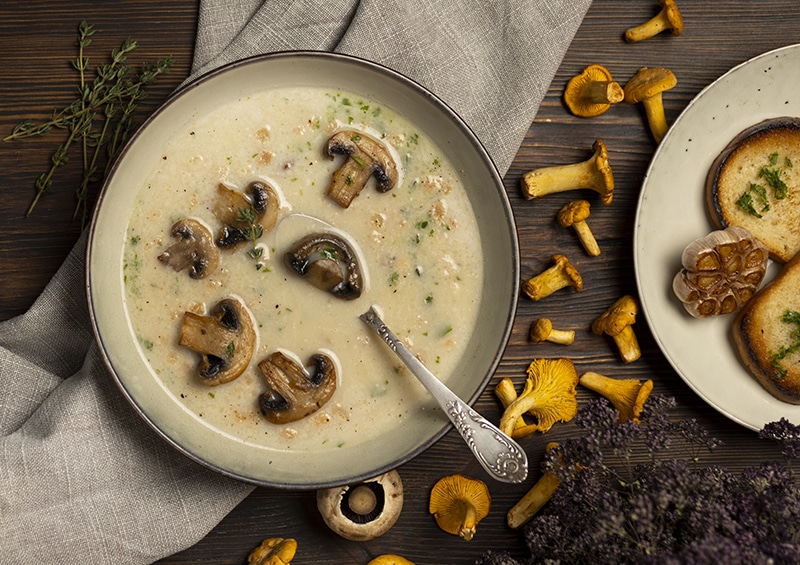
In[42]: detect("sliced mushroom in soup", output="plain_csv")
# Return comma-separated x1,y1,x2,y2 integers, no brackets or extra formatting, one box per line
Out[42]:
284,232,363,300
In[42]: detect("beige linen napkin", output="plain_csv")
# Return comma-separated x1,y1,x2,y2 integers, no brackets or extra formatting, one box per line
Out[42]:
0,0,591,563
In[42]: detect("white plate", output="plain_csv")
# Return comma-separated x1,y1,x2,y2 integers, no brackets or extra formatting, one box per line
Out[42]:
634,43,800,431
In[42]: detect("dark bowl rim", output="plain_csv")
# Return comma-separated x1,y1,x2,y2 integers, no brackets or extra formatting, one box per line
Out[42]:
85,50,520,490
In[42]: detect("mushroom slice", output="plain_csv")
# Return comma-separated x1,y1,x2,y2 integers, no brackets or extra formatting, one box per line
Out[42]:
213,180,279,249
317,470,404,541
157,218,220,279
257,350,337,424
178,297,256,386
284,233,363,300
325,130,399,208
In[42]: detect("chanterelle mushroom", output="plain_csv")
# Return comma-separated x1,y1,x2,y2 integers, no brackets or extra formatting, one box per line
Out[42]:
557,199,601,257
592,295,642,363
564,64,624,118
178,297,256,385
624,0,684,43
522,254,583,301
157,218,219,279
624,67,678,143
247,537,297,565
429,474,491,541
284,232,364,300
213,180,280,249
530,318,575,345
367,556,415,565
317,470,403,541
325,129,399,208
258,351,337,424
579,371,653,423
498,358,579,437
521,140,614,204
507,442,562,529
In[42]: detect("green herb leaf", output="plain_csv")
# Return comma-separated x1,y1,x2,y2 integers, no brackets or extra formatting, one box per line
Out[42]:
4,21,173,223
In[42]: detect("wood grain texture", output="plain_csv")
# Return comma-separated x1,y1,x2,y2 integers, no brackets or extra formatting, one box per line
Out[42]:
1,1,799,564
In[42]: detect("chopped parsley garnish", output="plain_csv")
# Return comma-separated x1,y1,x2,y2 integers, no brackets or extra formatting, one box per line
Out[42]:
735,152,793,216
770,310,800,379
759,164,788,199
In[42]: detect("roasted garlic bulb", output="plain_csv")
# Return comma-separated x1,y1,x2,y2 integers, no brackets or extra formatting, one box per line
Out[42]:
672,226,768,318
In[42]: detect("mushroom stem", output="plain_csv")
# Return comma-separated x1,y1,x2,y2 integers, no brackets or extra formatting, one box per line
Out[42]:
522,254,583,301
579,371,654,423
612,325,642,364
583,80,625,105
494,377,538,438
573,220,601,256
507,443,562,529
521,140,613,204
642,94,669,143
457,500,479,541
624,0,684,43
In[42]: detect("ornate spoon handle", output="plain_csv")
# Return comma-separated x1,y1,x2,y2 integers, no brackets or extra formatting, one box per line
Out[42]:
360,306,528,484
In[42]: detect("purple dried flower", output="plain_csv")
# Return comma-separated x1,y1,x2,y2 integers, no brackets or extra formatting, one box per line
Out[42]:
760,418,800,460
485,396,800,565
473,550,525,565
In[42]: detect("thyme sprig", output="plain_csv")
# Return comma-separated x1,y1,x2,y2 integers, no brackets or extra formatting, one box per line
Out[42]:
4,21,173,225
237,206,266,268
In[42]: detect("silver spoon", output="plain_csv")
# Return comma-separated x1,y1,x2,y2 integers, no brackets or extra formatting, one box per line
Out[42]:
359,306,528,484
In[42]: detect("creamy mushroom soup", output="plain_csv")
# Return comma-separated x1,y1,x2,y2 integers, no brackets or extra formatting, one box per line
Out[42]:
124,86,484,452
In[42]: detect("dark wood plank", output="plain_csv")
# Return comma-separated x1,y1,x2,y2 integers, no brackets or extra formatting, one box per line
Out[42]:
1,1,799,564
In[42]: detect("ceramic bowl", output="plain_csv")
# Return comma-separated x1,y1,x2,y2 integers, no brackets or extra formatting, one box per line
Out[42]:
87,52,519,488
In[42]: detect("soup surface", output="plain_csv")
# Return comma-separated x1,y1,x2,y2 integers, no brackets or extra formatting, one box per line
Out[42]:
124,86,484,453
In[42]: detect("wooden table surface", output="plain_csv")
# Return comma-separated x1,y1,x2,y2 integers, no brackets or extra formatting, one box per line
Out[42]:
2,1,799,563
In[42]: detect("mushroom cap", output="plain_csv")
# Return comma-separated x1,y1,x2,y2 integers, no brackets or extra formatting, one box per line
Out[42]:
589,140,614,204
317,470,403,541
499,358,579,435
552,254,583,290
530,318,554,342
592,295,639,336
557,199,591,227
178,297,257,385
258,350,338,424
660,0,684,35
247,537,297,565
564,64,624,117
325,129,399,208
523,358,579,432
429,474,491,541
157,217,220,279
579,372,654,423
367,556,416,565
623,67,677,104
284,232,364,300
213,181,280,248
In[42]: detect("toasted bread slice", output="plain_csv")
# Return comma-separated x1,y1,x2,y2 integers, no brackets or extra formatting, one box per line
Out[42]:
733,252,800,404
706,117,800,263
